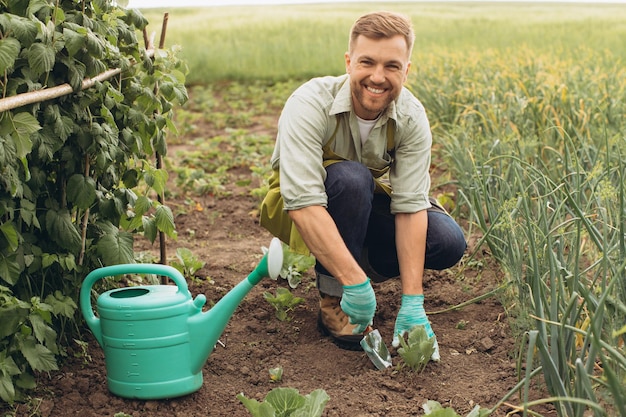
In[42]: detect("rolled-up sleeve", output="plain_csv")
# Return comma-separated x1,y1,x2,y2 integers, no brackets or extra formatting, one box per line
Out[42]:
274,90,331,210
389,93,432,214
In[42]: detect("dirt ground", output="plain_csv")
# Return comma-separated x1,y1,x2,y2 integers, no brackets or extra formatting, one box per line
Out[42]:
2,88,554,417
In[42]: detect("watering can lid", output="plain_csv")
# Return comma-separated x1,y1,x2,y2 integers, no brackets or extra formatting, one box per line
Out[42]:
97,285,191,311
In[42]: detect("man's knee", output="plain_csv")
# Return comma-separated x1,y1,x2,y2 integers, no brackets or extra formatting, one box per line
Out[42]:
325,161,374,198
425,212,467,270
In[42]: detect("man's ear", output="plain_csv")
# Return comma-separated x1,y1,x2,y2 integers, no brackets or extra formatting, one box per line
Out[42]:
345,52,351,73
403,61,411,82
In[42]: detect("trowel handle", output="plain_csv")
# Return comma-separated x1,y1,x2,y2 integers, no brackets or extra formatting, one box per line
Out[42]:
79,264,188,345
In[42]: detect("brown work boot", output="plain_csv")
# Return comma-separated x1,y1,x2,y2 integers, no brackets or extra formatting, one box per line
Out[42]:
317,292,363,350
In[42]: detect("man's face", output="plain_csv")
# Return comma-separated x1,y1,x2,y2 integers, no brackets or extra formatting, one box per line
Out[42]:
345,35,411,120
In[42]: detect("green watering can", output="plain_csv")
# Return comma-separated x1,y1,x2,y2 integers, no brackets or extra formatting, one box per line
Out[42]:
80,238,283,400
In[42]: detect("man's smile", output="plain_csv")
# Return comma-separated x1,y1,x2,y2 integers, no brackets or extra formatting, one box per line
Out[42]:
365,85,387,95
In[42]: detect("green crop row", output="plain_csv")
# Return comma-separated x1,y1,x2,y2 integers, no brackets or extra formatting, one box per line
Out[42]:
410,44,625,416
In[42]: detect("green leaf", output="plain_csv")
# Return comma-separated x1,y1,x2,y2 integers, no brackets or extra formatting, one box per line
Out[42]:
85,31,104,58
10,112,40,159
0,373,16,404
27,42,55,77
237,393,276,417
122,168,139,188
265,387,306,416
0,38,20,74
15,372,36,390
144,167,168,196
0,352,20,403
29,313,57,346
0,254,22,286
133,195,152,216
141,216,157,244
96,229,134,265
44,291,77,319
17,335,58,372
0,14,38,45
67,174,97,209
154,204,175,236
62,27,86,57
292,389,330,417
45,208,82,252
11,112,41,136
19,198,40,229
0,221,20,252
0,304,29,339
0,351,20,377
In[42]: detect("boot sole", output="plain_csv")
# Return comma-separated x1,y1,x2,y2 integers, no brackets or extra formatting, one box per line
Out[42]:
317,312,363,351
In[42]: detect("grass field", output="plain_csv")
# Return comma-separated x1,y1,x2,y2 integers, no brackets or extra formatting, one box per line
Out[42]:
140,2,626,84
140,3,626,415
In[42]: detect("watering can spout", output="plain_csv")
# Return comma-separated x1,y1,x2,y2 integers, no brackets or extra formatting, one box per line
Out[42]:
188,238,283,373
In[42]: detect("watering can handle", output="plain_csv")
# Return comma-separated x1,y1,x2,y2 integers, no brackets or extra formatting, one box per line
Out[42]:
79,264,188,346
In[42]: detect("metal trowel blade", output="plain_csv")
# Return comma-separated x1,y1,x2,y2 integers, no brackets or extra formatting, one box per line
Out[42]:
360,328,392,370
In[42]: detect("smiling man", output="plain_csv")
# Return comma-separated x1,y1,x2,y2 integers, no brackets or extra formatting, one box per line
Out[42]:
260,11,466,361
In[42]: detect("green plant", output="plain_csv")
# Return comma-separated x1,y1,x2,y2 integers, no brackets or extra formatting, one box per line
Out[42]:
170,247,205,280
72,339,92,364
237,387,329,417
263,287,304,322
422,400,490,417
279,245,315,289
396,325,435,373
268,366,283,383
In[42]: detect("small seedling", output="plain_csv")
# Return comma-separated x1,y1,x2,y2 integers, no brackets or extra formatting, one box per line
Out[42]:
422,400,490,417
268,366,283,382
73,339,92,364
279,245,316,288
263,288,305,321
397,325,435,373
170,247,206,281
456,320,469,330
237,387,329,417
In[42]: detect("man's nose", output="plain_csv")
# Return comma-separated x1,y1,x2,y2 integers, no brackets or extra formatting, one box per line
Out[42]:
370,65,386,83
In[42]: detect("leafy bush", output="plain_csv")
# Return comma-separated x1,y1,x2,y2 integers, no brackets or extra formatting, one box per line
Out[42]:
0,0,187,402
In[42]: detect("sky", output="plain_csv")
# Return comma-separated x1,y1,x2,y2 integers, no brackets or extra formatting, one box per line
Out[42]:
126,0,626,9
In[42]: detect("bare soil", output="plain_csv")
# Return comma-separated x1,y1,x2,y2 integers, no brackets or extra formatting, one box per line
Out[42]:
2,84,553,417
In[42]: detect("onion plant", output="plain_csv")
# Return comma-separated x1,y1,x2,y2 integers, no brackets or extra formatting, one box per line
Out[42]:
410,45,626,416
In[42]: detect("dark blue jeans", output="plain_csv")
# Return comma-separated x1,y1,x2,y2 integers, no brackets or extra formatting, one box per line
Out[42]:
316,161,466,282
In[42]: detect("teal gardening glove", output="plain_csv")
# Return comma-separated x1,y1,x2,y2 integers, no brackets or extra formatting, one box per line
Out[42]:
340,278,376,334
392,294,440,361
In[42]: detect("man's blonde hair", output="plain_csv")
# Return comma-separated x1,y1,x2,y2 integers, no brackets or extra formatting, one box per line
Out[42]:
348,11,415,56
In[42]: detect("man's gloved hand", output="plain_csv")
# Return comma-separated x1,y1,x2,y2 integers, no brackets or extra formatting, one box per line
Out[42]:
340,278,376,334
392,294,440,361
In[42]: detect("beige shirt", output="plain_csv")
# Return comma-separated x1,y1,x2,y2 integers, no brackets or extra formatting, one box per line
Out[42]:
271,74,432,214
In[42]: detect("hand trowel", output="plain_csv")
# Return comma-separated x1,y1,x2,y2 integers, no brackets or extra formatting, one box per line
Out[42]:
361,326,392,370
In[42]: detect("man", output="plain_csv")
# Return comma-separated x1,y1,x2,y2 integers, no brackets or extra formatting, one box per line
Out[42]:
260,11,466,361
